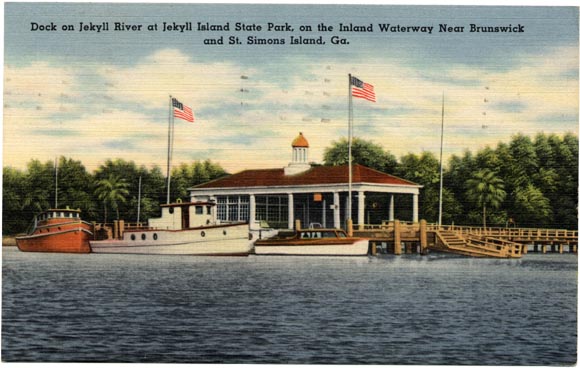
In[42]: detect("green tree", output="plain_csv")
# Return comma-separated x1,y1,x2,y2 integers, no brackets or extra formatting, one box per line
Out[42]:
466,169,506,229
94,174,130,222
323,137,398,173
170,160,228,201
513,184,552,227
395,152,441,223
55,156,97,218
3,167,29,234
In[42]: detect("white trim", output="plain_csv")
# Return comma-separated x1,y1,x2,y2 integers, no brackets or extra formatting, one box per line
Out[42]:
190,182,420,198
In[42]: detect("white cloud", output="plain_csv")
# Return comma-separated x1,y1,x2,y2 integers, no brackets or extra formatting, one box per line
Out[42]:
3,46,577,174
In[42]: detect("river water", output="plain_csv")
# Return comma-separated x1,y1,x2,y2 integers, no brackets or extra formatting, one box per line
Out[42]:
2,246,577,364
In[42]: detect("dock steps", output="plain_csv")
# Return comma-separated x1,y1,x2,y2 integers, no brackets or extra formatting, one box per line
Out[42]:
431,229,523,258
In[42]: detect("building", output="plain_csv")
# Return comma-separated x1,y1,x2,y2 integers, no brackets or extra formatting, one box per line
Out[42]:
189,133,422,230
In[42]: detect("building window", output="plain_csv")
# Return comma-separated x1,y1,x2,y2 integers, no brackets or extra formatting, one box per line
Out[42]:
256,195,288,228
216,195,249,222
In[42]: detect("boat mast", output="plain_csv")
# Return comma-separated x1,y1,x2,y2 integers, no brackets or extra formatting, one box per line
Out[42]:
54,156,58,209
137,175,142,224
438,92,445,226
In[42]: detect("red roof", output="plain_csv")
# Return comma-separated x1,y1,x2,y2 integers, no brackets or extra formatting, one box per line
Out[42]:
194,164,419,189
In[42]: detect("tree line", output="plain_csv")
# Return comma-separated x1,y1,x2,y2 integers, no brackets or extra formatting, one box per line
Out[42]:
3,132,578,235
323,132,578,230
3,158,226,235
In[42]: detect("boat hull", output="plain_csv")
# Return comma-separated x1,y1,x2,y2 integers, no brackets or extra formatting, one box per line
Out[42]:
254,238,369,256
90,223,251,256
16,225,92,253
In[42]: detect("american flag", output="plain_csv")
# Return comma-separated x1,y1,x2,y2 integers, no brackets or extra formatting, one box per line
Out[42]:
350,76,376,103
172,97,194,122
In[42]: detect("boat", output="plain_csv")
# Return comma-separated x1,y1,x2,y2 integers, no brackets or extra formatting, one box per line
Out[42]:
15,208,94,253
253,228,369,256
89,201,252,256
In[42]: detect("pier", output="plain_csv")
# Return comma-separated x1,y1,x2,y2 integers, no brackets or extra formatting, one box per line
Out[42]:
355,220,578,258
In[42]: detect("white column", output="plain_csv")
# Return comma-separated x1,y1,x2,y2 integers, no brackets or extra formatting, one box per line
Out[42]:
389,195,395,221
249,194,256,229
413,193,419,223
357,191,365,227
288,193,294,229
333,192,340,229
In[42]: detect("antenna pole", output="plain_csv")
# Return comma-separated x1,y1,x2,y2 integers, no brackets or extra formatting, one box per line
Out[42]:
438,92,445,226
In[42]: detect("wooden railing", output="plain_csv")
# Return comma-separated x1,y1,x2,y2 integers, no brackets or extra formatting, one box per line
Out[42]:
428,224,578,240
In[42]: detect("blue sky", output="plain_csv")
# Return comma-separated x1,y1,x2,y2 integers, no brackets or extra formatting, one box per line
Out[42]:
3,3,578,173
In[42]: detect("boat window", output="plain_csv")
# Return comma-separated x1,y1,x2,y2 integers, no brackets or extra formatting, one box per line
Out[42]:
322,231,336,238
338,232,347,238
195,206,204,215
301,232,310,239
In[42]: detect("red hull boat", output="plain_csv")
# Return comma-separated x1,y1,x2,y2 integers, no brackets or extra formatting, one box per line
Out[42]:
16,209,93,253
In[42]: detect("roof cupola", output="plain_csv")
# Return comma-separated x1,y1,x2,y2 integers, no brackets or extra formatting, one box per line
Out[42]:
285,132,311,175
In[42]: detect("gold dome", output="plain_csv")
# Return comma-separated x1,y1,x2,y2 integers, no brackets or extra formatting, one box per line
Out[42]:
291,132,309,148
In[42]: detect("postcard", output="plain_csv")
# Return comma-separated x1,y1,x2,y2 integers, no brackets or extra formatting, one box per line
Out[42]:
3,2,578,364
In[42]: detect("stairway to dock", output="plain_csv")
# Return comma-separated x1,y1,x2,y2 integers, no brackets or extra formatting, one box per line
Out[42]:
431,229,524,258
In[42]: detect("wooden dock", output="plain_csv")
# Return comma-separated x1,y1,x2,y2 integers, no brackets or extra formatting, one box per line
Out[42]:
354,220,578,258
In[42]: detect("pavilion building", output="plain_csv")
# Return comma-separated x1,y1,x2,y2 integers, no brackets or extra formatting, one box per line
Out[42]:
189,132,422,230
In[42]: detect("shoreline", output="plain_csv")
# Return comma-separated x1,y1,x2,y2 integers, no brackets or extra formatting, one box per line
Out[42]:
3,236,17,247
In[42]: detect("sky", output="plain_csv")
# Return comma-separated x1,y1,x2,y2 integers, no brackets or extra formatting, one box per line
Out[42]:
3,3,579,174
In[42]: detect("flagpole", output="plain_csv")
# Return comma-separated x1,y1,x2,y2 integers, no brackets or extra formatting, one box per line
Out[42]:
438,92,445,226
347,74,353,226
166,95,173,204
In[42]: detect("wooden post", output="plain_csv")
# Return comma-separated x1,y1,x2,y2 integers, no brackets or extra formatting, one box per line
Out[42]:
523,244,528,254
113,220,119,239
92,221,97,240
295,219,301,231
347,219,353,237
119,220,125,239
559,243,564,254
420,219,428,255
542,244,547,254
371,242,377,256
394,220,402,255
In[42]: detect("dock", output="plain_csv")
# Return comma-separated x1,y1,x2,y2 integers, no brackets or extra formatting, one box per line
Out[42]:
354,220,578,258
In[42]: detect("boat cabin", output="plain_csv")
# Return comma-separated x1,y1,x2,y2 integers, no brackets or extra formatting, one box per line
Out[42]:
273,228,350,240
35,208,82,226
148,201,217,230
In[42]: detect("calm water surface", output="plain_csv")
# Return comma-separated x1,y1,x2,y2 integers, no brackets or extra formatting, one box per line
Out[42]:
2,246,577,364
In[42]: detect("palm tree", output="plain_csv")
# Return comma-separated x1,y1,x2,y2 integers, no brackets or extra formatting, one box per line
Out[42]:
466,169,506,229
94,174,129,223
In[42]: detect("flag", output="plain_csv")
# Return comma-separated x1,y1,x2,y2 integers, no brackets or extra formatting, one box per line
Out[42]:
172,97,194,122
350,76,376,102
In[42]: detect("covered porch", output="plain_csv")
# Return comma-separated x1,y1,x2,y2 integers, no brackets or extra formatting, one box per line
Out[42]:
190,183,420,231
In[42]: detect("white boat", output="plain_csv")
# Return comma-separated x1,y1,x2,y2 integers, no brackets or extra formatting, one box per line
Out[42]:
89,201,251,256
254,229,369,256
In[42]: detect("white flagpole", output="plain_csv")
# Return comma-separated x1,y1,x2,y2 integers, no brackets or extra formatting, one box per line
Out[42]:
348,74,353,225
166,95,173,204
